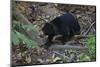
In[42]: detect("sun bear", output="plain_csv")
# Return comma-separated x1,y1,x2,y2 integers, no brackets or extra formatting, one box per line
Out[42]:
42,12,81,49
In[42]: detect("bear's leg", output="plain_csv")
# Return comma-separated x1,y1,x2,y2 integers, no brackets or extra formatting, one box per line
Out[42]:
43,35,54,49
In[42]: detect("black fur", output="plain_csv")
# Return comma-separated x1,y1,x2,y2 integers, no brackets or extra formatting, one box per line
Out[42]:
42,12,80,49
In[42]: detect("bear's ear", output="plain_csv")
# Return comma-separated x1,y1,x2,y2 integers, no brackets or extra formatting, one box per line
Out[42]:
42,23,55,35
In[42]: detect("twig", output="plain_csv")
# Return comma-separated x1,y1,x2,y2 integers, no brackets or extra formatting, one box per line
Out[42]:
84,22,95,35
73,35,89,40
53,51,69,59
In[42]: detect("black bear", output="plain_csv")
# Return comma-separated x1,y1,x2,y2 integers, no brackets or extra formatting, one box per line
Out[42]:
42,12,80,49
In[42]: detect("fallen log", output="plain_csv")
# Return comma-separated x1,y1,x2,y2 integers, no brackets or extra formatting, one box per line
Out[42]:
49,40,87,50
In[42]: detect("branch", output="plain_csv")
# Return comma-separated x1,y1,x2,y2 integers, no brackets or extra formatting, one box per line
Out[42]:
13,8,40,43
84,22,95,35
73,35,89,39
49,42,87,50
49,35,89,50
13,8,32,25
53,35,89,43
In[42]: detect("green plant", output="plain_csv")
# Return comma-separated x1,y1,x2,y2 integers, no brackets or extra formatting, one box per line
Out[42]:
78,53,91,61
87,35,96,59
12,19,39,48
78,35,96,61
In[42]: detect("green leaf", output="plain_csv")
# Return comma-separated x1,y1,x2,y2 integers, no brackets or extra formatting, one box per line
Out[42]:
12,19,39,48
15,31,38,48
21,24,37,32
11,31,20,45
79,53,91,61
